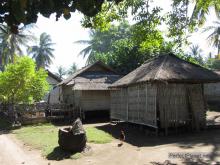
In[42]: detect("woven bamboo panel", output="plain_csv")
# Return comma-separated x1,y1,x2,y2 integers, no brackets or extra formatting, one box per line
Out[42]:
80,90,110,111
110,90,120,119
142,84,157,126
110,84,157,127
158,84,188,129
128,86,139,122
187,84,206,130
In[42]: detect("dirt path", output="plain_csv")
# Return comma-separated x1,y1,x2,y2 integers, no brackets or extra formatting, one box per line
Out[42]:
1,111,220,165
1,131,220,165
0,132,48,165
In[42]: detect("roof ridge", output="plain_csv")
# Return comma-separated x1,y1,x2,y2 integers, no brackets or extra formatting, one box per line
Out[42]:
154,55,168,80
59,61,119,85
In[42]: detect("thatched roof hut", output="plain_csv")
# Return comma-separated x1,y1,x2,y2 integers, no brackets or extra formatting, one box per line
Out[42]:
110,54,220,134
59,61,121,115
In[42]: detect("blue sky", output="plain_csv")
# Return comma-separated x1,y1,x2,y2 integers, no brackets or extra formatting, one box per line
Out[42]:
32,3,218,73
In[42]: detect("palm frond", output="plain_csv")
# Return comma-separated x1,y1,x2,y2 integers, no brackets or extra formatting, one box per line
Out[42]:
74,40,91,45
77,46,92,58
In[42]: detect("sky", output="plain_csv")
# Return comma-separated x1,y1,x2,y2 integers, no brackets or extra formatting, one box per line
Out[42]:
32,2,218,73
32,13,90,73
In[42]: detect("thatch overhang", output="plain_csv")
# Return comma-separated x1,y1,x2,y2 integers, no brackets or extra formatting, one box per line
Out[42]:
47,69,62,82
59,61,122,90
111,54,220,88
69,73,121,90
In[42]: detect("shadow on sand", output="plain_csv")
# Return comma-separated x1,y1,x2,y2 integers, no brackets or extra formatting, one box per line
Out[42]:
46,146,79,161
96,122,220,164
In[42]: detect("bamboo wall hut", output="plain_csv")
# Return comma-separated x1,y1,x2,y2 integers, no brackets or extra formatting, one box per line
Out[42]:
59,61,121,115
110,54,220,133
204,71,220,107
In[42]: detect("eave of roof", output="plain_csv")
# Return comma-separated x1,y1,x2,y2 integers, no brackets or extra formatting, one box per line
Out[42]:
111,53,220,87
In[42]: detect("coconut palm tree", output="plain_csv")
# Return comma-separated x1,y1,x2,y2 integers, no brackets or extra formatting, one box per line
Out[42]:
67,63,77,75
75,21,131,64
28,32,55,69
189,45,202,56
188,44,204,65
74,30,98,60
203,21,220,55
190,0,220,26
55,66,66,79
0,24,35,70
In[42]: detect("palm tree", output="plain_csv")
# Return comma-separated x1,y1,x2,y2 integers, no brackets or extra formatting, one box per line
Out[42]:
203,21,220,55
28,32,55,69
189,45,202,56
0,24,35,70
67,63,77,75
188,44,204,65
55,66,66,79
190,0,220,26
74,30,98,60
75,21,131,64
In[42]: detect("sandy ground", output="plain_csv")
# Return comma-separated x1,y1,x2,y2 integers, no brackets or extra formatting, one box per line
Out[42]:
1,111,220,165
0,132,48,165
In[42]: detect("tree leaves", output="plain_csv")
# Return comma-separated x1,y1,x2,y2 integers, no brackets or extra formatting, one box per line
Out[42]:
0,57,49,104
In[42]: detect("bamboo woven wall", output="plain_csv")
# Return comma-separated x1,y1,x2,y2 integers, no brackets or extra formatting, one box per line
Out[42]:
110,89,127,120
110,84,157,127
111,83,206,131
62,86,111,112
80,90,110,111
187,84,206,130
157,84,189,129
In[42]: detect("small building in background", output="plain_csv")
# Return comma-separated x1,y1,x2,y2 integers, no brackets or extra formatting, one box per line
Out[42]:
110,54,220,134
44,70,62,104
58,61,121,118
204,70,220,109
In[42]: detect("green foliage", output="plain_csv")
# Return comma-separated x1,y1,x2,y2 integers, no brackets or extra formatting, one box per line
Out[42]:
0,0,219,39
167,0,190,48
77,19,178,74
81,0,219,51
206,55,220,70
187,44,205,66
0,57,49,104
0,0,125,33
210,59,220,69
90,39,146,74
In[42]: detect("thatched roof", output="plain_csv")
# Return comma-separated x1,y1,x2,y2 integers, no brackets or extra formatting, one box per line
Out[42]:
47,70,62,82
111,54,220,87
59,61,121,90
